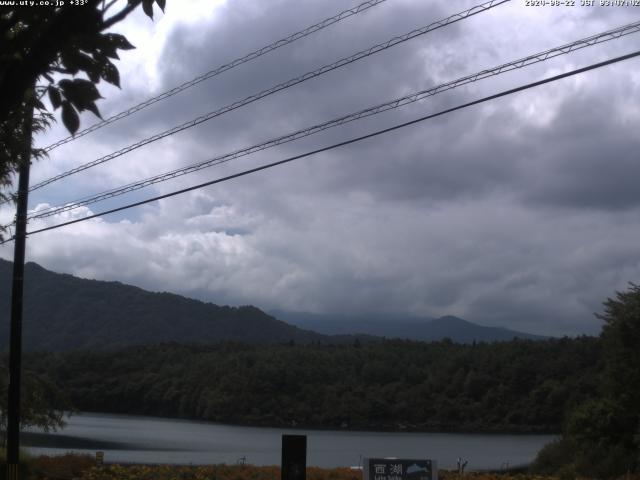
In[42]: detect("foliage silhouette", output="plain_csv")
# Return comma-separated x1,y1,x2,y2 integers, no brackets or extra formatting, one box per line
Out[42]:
0,0,165,234
26,337,600,433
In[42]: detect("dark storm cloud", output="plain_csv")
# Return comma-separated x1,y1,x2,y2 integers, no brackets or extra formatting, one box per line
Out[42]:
4,0,640,338
515,84,640,210
127,0,640,337
141,0,457,143
107,0,638,215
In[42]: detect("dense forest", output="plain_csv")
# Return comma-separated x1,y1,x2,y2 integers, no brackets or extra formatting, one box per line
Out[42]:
24,337,599,433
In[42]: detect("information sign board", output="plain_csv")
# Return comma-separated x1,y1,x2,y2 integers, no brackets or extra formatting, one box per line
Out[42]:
363,458,437,480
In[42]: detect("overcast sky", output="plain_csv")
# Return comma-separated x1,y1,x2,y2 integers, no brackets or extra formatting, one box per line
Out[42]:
2,0,640,336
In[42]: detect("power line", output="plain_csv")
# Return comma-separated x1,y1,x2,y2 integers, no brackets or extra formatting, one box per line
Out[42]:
27,20,640,222
41,0,390,153
4,49,636,243
27,0,509,193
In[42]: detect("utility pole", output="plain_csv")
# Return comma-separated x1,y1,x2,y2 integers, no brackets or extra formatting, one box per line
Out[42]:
5,99,34,480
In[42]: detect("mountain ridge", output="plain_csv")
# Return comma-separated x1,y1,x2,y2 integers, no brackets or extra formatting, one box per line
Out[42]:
1,259,547,350
269,310,548,342
0,259,327,351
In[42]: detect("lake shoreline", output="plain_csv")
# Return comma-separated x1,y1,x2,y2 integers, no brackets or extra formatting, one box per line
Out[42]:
24,412,556,470
70,410,560,436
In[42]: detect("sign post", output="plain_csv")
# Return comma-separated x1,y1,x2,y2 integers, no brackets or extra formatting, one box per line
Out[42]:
281,435,306,480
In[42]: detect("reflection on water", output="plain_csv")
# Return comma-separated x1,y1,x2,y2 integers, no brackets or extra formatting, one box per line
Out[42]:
24,412,556,470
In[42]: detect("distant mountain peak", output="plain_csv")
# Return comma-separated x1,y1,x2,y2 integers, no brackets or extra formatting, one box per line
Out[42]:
272,310,548,343
433,315,469,324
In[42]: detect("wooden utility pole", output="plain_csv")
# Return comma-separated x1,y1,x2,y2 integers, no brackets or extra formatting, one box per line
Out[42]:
5,100,34,480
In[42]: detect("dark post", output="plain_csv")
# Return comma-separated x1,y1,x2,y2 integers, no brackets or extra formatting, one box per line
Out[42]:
281,434,306,480
5,100,34,479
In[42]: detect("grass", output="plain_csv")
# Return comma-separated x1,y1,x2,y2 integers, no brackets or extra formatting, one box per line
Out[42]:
1,454,639,480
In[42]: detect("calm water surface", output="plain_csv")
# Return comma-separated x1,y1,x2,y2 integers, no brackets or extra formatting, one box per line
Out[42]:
24,412,556,470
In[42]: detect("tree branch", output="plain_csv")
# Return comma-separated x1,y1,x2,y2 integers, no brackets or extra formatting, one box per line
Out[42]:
101,0,120,15
102,0,142,30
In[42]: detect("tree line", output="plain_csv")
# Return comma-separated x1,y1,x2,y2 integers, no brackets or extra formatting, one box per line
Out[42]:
23,336,599,433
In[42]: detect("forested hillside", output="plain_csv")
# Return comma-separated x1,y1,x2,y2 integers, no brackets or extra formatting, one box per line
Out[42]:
0,259,545,349
25,337,600,432
0,260,326,350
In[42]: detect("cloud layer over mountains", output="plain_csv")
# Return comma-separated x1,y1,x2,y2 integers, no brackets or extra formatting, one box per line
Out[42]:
2,0,640,336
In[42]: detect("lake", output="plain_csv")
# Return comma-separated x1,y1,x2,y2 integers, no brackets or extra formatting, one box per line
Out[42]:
24,412,556,470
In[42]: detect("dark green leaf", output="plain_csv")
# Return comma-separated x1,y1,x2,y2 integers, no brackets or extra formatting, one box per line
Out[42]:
59,79,103,114
64,79,102,103
142,0,154,19
48,87,61,109
95,34,120,59
60,52,80,74
85,102,102,119
87,69,100,83
57,79,72,91
103,33,135,51
92,51,110,69
73,52,96,72
100,61,120,88
61,101,79,135
155,0,166,12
